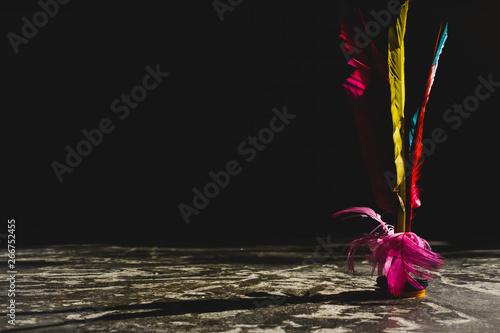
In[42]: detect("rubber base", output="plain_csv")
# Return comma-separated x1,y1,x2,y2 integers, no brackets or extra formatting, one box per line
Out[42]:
375,288,426,298
375,276,428,298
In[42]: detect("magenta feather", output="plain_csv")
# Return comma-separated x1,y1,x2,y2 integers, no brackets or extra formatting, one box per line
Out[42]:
340,9,396,214
334,207,384,224
369,232,444,295
335,207,393,272
335,208,444,296
335,207,394,271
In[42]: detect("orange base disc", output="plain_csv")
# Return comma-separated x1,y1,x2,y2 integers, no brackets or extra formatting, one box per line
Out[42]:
375,288,426,298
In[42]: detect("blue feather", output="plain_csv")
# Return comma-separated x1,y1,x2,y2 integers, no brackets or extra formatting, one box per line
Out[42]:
433,23,448,67
409,108,420,151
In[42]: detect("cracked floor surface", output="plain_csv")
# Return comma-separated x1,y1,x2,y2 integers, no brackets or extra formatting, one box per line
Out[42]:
2,242,499,332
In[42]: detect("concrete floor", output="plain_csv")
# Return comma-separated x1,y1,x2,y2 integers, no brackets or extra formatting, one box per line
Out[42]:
2,242,499,332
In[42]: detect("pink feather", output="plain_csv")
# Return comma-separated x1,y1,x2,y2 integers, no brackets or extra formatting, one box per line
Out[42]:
334,207,390,230
335,207,394,272
340,9,396,214
335,208,444,296
368,232,444,296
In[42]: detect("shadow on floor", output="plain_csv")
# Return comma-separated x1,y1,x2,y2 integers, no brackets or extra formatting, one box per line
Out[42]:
6,290,392,332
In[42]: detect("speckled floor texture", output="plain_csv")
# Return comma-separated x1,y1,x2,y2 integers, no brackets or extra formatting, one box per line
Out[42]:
2,242,499,332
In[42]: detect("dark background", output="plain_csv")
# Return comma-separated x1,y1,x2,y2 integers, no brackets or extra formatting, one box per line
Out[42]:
3,0,499,247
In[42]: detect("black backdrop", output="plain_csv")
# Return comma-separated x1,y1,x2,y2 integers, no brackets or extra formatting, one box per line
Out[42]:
3,0,500,247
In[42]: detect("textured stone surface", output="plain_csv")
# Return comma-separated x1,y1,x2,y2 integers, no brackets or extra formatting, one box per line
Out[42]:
2,243,499,332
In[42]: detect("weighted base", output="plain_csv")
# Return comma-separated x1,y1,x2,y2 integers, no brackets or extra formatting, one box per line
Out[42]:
375,288,426,298
375,276,428,298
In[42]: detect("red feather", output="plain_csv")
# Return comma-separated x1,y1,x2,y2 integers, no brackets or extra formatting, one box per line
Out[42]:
411,23,448,216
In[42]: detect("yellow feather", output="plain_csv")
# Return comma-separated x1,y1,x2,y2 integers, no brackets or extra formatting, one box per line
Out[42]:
388,1,409,232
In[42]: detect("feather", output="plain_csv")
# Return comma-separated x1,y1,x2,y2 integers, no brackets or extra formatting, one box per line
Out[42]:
411,23,449,212
335,208,444,296
388,0,409,232
368,232,444,296
334,207,394,235
340,9,396,213
334,207,394,272
409,108,420,151
335,2,448,298
340,8,388,78
388,1,408,194
345,233,384,273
